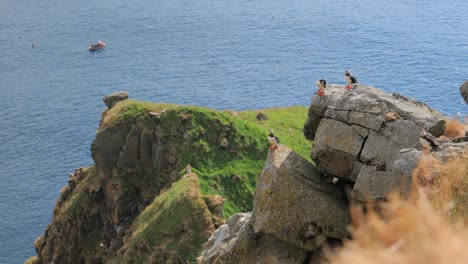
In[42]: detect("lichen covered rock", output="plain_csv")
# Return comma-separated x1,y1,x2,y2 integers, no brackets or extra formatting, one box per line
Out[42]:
252,145,350,251
304,85,446,200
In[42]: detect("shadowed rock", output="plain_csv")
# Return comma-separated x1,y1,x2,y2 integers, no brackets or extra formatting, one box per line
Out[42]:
200,213,308,264
256,112,268,121
460,81,468,104
252,145,350,251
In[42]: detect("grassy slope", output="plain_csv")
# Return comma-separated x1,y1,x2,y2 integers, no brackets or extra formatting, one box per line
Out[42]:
234,106,311,161
27,101,311,263
104,100,309,217
109,176,213,264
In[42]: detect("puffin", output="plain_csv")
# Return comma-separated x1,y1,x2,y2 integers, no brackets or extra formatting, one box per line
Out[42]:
420,131,440,152
268,130,280,150
344,70,358,90
316,79,327,96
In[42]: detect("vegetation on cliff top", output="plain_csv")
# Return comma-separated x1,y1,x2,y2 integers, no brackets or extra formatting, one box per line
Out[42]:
234,106,311,161
101,100,309,216
109,175,214,264
27,99,310,264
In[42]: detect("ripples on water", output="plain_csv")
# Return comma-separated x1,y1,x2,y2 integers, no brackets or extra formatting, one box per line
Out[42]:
0,0,466,262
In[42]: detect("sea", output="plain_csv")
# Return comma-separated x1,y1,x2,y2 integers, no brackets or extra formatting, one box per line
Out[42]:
0,0,466,262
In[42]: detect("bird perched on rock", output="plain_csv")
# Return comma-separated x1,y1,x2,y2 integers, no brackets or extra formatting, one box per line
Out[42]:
316,79,327,96
344,70,358,90
420,131,440,153
268,130,280,150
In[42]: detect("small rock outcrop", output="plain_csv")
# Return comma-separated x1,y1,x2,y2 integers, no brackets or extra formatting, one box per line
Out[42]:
256,112,268,121
102,91,129,108
200,213,308,264
460,81,468,104
200,145,350,263
393,140,468,180
304,85,446,200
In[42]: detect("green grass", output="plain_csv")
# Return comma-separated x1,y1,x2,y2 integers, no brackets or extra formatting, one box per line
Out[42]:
234,106,312,161
109,176,213,264
103,100,310,217
31,100,312,264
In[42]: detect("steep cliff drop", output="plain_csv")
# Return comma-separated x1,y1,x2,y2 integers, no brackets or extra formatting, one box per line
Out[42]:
29,94,277,264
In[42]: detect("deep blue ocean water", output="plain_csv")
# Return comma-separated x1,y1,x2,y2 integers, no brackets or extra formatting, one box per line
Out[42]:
0,0,467,262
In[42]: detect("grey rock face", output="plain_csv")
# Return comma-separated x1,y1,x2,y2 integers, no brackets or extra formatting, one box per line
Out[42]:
430,141,468,161
304,85,444,140
103,91,129,108
353,166,407,201
253,145,350,251
460,81,468,104
312,119,364,181
200,145,350,263
390,148,422,175
304,85,446,200
200,213,308,264
390,141,468,195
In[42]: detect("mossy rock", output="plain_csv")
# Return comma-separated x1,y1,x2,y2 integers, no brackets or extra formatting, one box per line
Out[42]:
109,175,214,263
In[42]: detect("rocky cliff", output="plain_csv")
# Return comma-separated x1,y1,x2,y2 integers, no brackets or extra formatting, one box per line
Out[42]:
199,145,350,263
200,84,466,263
28,85,466,264
28,96,310,264
303,84,446,200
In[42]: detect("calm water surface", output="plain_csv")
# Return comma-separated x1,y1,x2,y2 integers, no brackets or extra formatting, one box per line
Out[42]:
0,0,467,262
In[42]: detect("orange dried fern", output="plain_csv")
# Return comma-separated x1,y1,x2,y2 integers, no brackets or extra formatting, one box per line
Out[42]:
444,119,466,139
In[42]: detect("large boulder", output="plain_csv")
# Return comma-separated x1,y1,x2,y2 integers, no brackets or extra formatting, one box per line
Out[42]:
102,91,129,108
252,145,350,251
199,145,350,263
460,81,468,104
200,213,308,264
304,85,446,200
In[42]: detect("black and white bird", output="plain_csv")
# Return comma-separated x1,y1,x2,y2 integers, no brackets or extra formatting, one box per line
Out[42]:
316,79,327,96
419,131,440,152
344,70,358,90
316,79,327,90
268,130,280,150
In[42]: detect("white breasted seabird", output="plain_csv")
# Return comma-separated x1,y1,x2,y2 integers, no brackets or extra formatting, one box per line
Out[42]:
316,79,327,96
268,130,280,150
344,70,358,90
420,131,440,152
